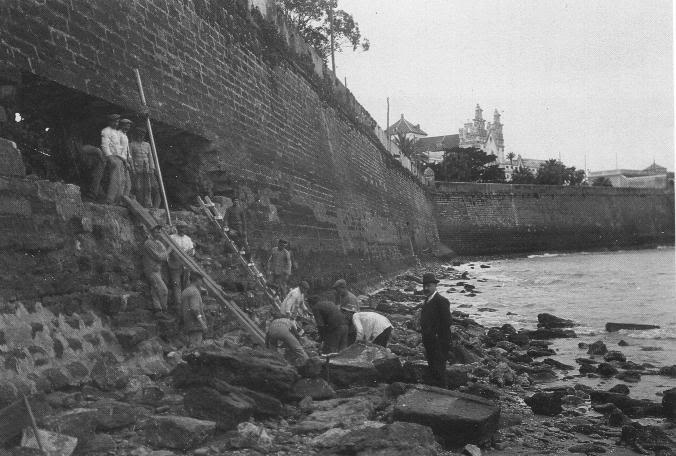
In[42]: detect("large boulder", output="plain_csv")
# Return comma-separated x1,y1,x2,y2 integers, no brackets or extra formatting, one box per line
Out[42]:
326,342,405,388
181,346,298,396
537,313,575,329
524,389,566,416
144,415,215,450
590,391,663,417
325,421,439,456
661,387,676,418
392,385,500,447
587,341,608,356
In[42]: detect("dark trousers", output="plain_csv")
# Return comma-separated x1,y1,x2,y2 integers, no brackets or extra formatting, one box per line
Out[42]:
423,337,447,388
322,324,348,354
372,327,392,347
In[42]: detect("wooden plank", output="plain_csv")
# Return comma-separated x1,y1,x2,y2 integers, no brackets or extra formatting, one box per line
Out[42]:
124,197,266,345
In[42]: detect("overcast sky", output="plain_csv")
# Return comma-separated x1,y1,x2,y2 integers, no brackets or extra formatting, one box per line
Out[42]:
335,0,674,172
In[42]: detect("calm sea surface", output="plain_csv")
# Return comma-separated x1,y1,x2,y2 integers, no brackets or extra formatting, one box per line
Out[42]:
439,247,676,399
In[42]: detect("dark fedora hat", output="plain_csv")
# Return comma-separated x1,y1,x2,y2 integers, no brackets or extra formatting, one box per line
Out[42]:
422,272,440,284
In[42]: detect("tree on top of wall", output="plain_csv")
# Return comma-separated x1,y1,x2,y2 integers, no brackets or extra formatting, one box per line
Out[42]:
510,166,536,184
276,0,369,60
433,147,504,183
393,132,415,158
535,159,586,186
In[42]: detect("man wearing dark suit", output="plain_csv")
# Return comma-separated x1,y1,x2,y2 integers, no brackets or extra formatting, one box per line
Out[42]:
420,272,452,388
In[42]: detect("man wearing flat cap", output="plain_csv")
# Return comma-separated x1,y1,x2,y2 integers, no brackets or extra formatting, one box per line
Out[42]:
419,272,452,388
267,239,292,298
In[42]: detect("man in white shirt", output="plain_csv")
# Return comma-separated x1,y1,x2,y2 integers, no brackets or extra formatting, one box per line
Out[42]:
341,304,393,347
280,281,311,318
101,115,132,204
169,221,195,308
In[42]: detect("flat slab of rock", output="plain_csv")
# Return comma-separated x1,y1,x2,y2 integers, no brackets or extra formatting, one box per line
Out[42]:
605,322,660,332
144,415,215,450
393,385,500,447
537,313,575,329
327,342,405,387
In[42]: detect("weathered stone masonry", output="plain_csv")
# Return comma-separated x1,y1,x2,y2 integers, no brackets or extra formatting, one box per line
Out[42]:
431,183,675,255
0,0,439,287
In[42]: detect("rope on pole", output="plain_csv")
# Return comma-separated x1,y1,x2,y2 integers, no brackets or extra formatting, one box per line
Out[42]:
134,68,172,227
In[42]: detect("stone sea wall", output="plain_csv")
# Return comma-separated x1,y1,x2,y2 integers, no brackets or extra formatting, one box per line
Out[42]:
431,182,675,255
0,0,438,288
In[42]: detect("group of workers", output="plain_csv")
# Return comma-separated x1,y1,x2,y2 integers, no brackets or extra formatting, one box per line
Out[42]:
266,278,394,365
81,113,160,207
266,272,451,388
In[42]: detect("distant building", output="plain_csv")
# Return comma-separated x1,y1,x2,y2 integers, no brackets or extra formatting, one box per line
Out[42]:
458,104,504,162
386,114,427,139
412,134,459,164
503,155,548,181
588,163,673,188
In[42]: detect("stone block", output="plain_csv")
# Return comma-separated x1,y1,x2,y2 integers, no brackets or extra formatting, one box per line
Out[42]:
144,415,215,451
393,385,500,447
326,342,403,388
42,408,98,442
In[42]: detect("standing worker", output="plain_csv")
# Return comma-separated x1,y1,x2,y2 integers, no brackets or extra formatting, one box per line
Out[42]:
168,221,195,309
267,239,292,298
224,196,248,256
333,279,361,312
280,280,311,318
182,272,208,347
419,273,451,388
266,316,308,366
143,225,169,314
341,304,393,347
309,296,348,354
129,126,159,208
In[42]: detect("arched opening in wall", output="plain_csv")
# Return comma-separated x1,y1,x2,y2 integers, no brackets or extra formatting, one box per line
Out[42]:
0,71,212,208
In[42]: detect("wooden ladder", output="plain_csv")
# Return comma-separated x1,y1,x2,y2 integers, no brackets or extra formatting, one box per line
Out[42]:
197,196,282,312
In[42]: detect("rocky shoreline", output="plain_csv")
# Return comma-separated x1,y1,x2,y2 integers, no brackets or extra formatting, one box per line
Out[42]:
1,263,675,455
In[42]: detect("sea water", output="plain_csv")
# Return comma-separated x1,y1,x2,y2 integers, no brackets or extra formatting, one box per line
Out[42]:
440,247,676,400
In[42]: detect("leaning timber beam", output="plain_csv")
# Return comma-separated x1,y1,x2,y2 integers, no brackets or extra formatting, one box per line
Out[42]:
124,196,266,345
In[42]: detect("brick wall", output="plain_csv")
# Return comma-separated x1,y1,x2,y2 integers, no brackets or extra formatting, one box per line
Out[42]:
431,182,675,255
0,0,438,288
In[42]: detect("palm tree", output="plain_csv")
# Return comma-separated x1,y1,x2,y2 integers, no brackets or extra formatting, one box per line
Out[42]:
506,152,515,164
393,132,416,159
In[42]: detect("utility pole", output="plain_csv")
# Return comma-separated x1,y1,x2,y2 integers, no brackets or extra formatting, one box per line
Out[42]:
386,97,390,151
328,2,336,77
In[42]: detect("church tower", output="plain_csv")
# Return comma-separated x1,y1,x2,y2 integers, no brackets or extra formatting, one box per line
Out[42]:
473,104,486,135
